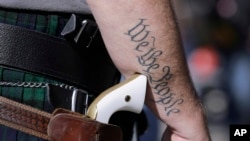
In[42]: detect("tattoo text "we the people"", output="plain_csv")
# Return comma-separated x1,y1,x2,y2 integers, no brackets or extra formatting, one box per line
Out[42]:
124,19,184,116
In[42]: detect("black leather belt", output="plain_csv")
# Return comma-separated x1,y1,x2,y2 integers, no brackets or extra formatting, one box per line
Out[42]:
0,23,120,95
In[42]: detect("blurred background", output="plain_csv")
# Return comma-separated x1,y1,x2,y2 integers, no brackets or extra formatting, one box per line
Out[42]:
139,0,250,141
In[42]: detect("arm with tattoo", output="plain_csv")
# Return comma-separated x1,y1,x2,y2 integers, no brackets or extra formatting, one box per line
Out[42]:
86,0,211,141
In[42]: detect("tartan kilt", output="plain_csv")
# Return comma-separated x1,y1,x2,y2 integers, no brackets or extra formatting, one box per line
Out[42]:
0,8,71,141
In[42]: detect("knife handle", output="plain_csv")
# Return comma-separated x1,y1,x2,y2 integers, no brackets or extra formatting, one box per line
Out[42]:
87,74,147,123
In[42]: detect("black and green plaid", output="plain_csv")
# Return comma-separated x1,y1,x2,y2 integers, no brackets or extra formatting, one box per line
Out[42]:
0,9,71,141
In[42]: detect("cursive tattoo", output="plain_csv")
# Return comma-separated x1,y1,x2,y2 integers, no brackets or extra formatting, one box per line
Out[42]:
125,19,184,116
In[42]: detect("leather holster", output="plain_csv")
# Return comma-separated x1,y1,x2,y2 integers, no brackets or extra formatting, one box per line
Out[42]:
48,109,123,141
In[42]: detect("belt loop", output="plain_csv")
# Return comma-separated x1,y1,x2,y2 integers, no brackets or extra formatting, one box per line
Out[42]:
47,84,90,114
72,89,89,114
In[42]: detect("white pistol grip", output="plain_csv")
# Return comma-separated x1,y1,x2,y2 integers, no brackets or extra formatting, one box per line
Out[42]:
87,74,147,123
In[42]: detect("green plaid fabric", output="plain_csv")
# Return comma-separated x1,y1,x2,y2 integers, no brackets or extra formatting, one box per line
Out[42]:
0,9,70,141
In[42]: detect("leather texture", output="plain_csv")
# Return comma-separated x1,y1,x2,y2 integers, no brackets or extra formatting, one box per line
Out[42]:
0,96,51,140
48,109,123,141
0,96,123,141
0,23,120,94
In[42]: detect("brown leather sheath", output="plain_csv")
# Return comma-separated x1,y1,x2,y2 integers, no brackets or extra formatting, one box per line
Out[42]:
0,96,123,141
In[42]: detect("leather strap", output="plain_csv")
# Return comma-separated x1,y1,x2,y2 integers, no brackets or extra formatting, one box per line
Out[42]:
0,96,122,141
0,23,120,94
0,96,51,140
0,0,91,14
48,111,122,141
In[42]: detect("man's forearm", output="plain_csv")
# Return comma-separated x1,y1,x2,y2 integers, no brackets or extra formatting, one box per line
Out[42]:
86,0,210,140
